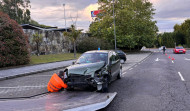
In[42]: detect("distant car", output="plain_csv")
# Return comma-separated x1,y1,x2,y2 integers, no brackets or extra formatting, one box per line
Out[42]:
62,50,122,92
115,50,127,63
173,46,186,54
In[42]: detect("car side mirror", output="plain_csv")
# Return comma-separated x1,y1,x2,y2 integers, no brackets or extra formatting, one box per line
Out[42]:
72,61,75,65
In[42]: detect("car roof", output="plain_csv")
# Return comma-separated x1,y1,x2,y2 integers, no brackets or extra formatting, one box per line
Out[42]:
85,50,112,53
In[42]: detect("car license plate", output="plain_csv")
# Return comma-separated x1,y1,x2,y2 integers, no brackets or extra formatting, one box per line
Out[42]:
179,50,183,52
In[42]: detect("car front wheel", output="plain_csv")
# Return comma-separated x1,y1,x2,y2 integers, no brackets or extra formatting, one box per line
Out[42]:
101,77,109,93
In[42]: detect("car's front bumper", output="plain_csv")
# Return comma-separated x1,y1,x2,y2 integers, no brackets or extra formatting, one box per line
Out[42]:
65,74,104,88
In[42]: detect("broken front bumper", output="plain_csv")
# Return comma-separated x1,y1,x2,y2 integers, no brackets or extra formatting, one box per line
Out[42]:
65,74,104,88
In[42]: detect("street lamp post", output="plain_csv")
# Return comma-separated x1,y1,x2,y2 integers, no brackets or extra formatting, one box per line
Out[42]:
113,0,117,50
63,4,67,32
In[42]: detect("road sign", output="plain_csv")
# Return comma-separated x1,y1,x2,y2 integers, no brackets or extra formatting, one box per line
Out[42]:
91,10,101,17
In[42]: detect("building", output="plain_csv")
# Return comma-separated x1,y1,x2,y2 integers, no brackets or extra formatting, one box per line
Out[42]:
21,24,72,55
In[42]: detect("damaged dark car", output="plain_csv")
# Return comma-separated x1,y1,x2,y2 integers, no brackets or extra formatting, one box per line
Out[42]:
62,50,122,92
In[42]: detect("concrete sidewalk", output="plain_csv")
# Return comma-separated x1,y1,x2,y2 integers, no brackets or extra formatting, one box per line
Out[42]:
0,60,75,81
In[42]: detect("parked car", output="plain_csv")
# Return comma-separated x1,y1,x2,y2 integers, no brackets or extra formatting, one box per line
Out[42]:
115,50,127,63
62,50,122,92
173,46,186,54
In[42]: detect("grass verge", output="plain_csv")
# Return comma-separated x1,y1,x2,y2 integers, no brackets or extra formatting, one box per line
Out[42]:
30,53,81,65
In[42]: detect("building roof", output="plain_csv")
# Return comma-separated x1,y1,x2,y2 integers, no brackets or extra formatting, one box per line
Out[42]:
20,24,70,32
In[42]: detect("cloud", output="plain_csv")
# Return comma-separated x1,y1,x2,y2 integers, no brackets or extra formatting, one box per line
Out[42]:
30,0,99,31
149,0,190,32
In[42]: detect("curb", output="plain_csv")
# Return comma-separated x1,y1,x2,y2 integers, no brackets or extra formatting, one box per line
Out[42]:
0,65,69,81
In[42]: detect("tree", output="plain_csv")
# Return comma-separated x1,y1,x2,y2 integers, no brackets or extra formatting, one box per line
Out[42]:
0,0,31,24
173,19,190,47
89,0,158,50
63,25,82,58
0,11,30,67
32,32,43,55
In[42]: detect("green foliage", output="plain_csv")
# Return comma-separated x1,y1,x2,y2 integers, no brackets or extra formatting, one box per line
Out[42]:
0,12,30,67
159,32,175,48
89,0,158,49
63,25,82,58
77,37,113,53
173,19,190,47
30,19,52,28
0,0,31,24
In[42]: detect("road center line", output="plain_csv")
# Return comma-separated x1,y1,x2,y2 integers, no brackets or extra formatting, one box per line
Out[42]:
0,85,47,89
178,72,185,81
28,75,52,77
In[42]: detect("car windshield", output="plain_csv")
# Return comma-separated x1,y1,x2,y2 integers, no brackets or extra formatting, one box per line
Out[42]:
176,47,184,49
76,53,108,64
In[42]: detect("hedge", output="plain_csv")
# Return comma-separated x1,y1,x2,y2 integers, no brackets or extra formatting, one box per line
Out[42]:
77,37,113,53
0,11,30,67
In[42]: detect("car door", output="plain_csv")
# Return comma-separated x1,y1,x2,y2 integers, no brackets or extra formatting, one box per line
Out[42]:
109,51,120,80
113,52,121,77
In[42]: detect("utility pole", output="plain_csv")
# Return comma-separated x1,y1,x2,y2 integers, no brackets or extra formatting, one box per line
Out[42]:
113,0,117,50
63,4,67,32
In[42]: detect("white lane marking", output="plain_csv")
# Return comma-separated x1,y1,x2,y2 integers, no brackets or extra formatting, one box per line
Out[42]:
138,63,141,64
178,72,185,81
155,58,160,61
134,65,137,67
184,57,190,60
129,68,133,70
172,61,174,63
122,72,127,75
0,85,47,89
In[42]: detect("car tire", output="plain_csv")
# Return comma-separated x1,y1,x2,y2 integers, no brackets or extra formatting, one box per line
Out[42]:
117,68,122,79
102,78,108,93
66,87,74,91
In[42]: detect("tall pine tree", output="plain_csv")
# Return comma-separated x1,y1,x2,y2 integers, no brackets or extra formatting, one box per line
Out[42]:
0,0,31,24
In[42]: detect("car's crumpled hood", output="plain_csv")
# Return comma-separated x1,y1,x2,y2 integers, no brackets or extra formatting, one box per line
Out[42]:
67,61,105,76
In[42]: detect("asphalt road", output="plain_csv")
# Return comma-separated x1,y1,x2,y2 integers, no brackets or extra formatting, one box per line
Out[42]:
0,52,150,99
101,49,190,111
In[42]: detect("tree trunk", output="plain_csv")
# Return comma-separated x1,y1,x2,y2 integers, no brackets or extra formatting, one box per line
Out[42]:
74,41,76,58
37,42,39,56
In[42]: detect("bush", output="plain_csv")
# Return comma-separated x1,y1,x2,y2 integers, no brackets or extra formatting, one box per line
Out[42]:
77,37,113,53
0,11,30,67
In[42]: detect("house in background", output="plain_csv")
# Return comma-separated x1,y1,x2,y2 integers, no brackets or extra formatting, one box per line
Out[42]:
21,24,72,55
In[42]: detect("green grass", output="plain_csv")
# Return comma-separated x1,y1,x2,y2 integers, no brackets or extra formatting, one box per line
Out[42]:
30,53,81,65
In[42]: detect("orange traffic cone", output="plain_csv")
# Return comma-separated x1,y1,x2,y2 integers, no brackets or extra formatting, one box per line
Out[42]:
168,56,171,59
171,57,175,60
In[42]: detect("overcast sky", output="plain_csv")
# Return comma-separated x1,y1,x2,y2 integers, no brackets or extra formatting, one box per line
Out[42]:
30,0,190,33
